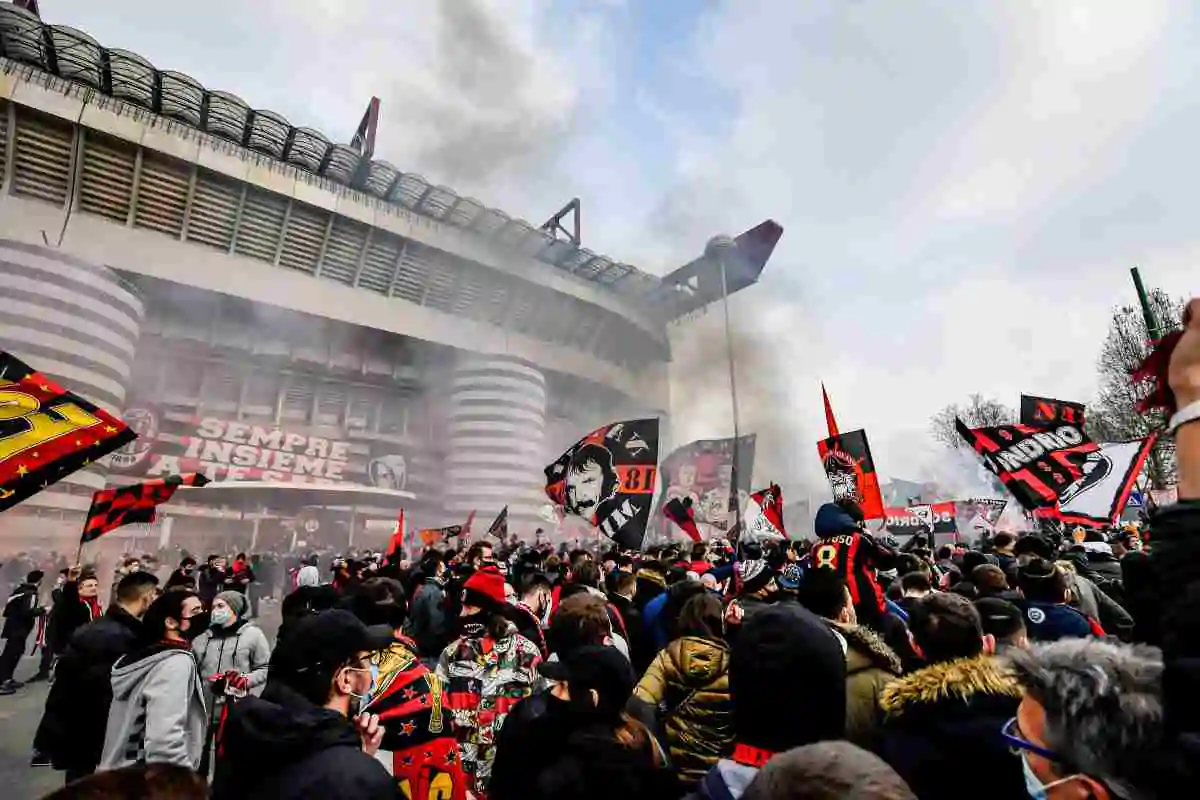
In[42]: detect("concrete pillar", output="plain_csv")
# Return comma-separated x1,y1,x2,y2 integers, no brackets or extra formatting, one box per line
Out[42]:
0,240,144,502
446,355,547,533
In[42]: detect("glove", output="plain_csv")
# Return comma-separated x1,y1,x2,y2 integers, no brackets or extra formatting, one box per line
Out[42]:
225,672,250,693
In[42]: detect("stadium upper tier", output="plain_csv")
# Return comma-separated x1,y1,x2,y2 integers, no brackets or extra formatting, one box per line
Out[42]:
0,5,659,299
0,5,672,404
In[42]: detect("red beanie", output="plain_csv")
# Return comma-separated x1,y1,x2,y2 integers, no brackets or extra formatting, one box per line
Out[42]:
463,565,507,609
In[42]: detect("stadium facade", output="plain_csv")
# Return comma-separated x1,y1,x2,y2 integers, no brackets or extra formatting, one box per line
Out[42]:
0,5,777,552
0,5,680,551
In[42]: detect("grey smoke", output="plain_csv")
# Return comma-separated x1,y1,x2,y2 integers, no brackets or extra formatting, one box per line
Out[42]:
386,0,574,193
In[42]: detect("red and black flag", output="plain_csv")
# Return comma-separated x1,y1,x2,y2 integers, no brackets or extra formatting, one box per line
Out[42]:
384,509,406,562
817,430,885,520
82,473,209,543
745,483,787,541
1,352,137,512
1020,395,1086,427
663,497,702,543
955,419,1098,511
487,506,508,539
545,418,659,550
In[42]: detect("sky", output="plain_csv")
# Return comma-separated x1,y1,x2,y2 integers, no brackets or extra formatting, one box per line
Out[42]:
39,0,1200,494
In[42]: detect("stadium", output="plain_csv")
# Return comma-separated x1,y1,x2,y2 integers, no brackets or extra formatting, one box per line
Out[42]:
0,3,778,554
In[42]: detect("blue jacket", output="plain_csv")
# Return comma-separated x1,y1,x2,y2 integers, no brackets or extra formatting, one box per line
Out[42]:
1015,600,1096,642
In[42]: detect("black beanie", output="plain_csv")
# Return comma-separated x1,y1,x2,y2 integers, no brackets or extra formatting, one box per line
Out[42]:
729,604,847,752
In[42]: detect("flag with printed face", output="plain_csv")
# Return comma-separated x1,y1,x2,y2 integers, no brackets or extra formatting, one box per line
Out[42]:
1,352,137,512
545,418,660,550
817,429,885,520
82,473,209,543
744,483,787,541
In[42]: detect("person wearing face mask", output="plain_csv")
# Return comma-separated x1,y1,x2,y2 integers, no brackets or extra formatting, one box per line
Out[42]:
166,557,199,592
100,590,210,771
436,565,542,796
33,570,160,782
211,609,394,800
191,591,271,776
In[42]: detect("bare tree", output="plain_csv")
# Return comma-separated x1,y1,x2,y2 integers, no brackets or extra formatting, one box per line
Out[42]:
929,394,1017,449
1087,289,1185,488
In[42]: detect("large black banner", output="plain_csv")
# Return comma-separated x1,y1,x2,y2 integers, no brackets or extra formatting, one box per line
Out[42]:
544,418,660,550
955,419,1098,511
655,435,756,537
1020,395,1086,427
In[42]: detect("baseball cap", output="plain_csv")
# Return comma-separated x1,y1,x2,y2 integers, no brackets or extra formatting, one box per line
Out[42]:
271,609,394,675
538,645,635,718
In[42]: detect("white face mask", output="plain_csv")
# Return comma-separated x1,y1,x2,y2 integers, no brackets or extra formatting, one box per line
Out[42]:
1021,750,1081,799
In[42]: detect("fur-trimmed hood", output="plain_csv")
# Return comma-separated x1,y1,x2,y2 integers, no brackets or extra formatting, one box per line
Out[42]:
830,621,902,677
879,655,1021,719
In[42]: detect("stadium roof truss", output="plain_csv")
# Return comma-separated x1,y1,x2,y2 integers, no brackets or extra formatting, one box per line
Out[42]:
0,5,661,298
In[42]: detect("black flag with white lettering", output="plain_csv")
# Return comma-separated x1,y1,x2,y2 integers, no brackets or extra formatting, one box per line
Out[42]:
955,419,1098,511
544,418,659,550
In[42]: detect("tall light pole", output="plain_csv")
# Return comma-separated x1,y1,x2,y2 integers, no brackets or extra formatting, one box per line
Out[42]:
706,235,743,528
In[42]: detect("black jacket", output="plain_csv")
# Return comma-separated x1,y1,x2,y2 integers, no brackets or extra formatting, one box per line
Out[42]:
33,605,142,771
212,680,393,800
1149,501,1200,788
47,581,93,654
199,566,229,605
608,592,647,669
876,655,1024,800
2,581,43,640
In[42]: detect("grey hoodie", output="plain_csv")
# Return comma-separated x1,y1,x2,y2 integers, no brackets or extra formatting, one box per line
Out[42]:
100,644,207,771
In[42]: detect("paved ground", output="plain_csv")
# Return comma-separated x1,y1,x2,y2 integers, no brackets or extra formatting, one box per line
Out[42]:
0,601,283,799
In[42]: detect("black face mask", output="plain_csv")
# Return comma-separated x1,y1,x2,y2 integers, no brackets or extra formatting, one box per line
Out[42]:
181,611,210,641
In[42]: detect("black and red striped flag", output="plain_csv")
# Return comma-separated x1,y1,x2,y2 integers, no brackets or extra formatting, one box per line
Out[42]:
955,419,1098,511
1,351,137,512
82,473,209,543
663,497,702,543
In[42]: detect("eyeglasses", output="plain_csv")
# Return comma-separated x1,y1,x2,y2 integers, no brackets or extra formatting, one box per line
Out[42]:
1000,717,1061,762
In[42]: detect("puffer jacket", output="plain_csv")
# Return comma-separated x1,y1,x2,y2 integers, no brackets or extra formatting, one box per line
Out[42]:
827,620,902,748
631,635,734,786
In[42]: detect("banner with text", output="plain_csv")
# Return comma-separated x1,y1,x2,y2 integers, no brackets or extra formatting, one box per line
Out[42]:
108,406,410,488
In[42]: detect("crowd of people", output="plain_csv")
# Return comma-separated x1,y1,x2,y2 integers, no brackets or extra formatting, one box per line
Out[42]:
1,298,1199,800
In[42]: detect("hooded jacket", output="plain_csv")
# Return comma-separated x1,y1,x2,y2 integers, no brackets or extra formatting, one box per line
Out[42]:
33,605,142,771
193,621,271,701
876,655,1024,800
632,635,734,785
100,642,207,770
826,620,902,748
212,681,394,800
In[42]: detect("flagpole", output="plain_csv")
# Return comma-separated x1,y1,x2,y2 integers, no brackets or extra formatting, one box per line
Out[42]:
710,236,743,532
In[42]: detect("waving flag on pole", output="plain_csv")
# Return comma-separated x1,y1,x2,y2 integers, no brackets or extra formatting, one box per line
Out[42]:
744,483,787,541
487,506,508,539
663,497,702,543
1055,437,1157,527
385,509,405,562
82,473,209,543
822,383,840,438
1,352,137,512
